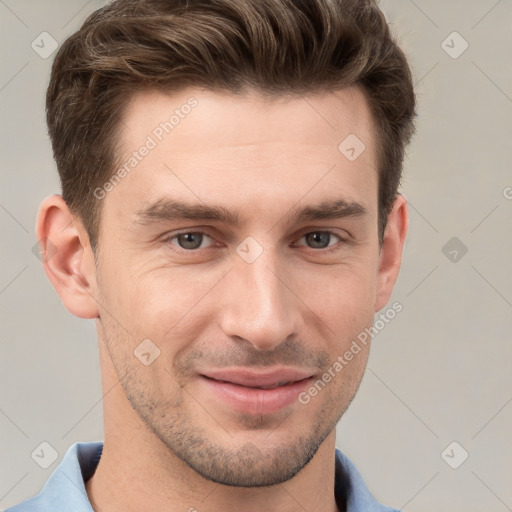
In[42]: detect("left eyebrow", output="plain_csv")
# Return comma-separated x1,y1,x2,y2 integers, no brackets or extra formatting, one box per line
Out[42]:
284,198,369,225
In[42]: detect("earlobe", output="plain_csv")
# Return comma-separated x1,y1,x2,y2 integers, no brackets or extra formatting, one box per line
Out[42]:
374,194,408,312
35,195,100,319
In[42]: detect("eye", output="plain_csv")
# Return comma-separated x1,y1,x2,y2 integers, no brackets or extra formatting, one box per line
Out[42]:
294,231,343,250
164,230,347,253
168,231,215,250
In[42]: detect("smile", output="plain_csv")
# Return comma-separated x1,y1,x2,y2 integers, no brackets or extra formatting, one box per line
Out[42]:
198,367,315,415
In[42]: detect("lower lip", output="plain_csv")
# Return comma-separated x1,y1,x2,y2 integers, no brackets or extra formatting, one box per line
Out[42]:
200,376,313,415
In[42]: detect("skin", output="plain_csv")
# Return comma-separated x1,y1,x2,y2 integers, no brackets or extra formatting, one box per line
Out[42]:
37,86,408,512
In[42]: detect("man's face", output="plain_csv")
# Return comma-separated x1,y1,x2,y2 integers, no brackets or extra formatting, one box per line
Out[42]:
94,86,384,486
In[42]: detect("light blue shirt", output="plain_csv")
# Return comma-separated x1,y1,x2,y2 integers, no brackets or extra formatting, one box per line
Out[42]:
6,442,400,511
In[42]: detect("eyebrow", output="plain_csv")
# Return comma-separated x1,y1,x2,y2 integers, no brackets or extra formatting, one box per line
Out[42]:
133,196,368,228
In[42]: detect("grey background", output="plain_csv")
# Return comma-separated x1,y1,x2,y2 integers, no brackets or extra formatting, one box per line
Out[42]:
1,1,511,511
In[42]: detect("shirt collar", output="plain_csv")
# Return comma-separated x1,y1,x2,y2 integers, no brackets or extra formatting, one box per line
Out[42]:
334,448,398,511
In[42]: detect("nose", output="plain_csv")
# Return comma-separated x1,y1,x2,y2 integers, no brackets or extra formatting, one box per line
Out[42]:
218,248,302,352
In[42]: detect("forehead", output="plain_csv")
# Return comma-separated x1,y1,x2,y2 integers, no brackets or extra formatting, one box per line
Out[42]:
106,86,379,227
120,85,376,153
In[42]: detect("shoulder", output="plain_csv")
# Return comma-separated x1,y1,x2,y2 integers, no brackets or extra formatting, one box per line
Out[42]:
5,441,103,512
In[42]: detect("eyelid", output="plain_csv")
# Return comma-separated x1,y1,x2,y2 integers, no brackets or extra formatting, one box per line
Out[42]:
294,227,351,242
300,231,341,241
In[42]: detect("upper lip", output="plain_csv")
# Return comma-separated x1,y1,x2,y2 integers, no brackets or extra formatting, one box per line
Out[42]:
200,367,314,388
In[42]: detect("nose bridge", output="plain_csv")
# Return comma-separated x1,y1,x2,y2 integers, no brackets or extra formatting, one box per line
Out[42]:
219,241,300,351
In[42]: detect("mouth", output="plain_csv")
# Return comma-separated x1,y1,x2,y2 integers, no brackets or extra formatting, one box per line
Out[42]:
210,379,300,390
198,368,315,415
201,367,314,387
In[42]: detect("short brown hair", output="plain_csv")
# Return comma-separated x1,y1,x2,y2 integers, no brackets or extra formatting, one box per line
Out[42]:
46,0,416,251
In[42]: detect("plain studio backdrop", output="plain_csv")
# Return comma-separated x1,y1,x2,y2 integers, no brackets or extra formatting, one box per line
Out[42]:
1,1,511,511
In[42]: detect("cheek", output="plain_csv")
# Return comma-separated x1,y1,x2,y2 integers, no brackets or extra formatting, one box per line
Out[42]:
299,261,377,333
100,239,379,347
120,265,219,347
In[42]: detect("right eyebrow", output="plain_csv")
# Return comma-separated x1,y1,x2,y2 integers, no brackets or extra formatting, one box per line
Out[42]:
133,198,246,227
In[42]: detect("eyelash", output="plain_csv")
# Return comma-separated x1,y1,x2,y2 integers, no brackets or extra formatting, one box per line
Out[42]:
164,230,348,254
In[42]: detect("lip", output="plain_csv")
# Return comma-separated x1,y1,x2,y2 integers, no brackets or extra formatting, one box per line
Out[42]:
199,367,315,415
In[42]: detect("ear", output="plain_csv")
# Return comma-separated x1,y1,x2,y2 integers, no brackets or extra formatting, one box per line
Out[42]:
35,194,99,319
374,193,408,312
